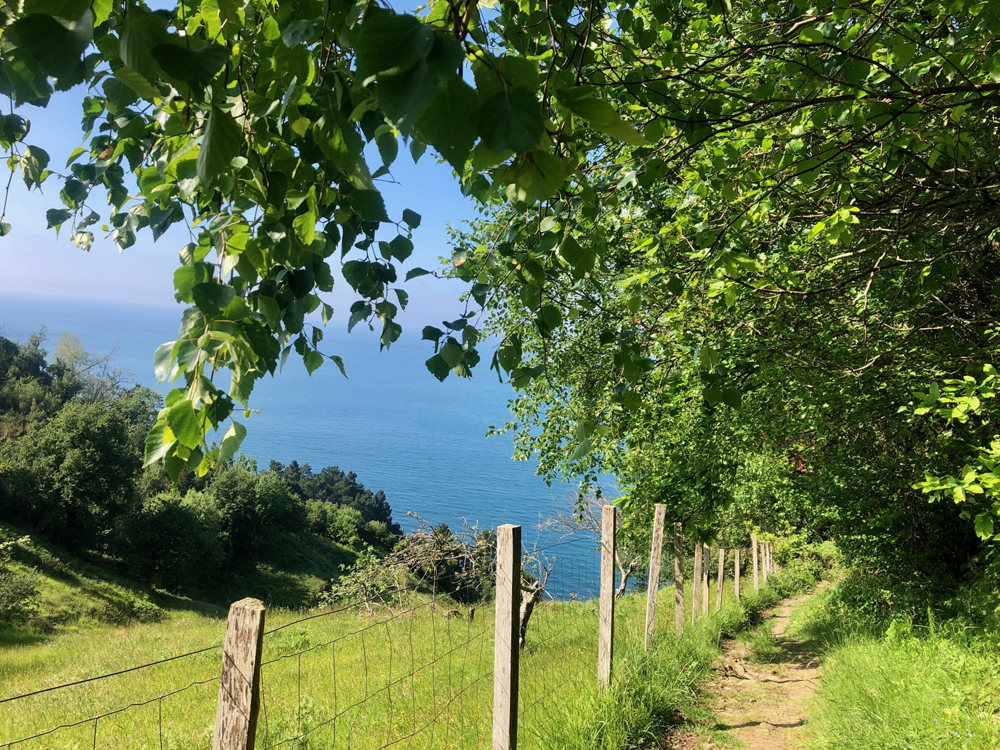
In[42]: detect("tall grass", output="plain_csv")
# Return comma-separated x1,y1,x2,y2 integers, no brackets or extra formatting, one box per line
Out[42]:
0,560,815,750
791,584,1000,749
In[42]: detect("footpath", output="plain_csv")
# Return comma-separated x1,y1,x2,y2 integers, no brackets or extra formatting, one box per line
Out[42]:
667,585,829,749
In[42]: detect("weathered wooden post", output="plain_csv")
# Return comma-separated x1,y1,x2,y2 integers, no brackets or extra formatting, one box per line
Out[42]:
691,542,702,625
213,598,266,750
673,522,684,638
734,549,741,601
701,544,710,617
493,524,521,750
752,533,759,594
644,504,667,650
715,548,724,611
762,540,769,585
598,506,617,688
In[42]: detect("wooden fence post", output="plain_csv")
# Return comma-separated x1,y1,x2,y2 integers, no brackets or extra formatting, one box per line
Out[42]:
645,504,667,650
734,549,741,601
715,548,724,611
598,506,617,688
692,542,701,624
673,522,684,638
762,540,769,585
213,598,266,750
752,533,759,594
493,524,521,750
701,543,710,617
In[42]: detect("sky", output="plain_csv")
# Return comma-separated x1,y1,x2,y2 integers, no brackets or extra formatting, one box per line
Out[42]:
0,85,481,333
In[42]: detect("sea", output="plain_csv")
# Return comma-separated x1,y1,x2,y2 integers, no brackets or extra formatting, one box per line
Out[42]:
0,292,607,575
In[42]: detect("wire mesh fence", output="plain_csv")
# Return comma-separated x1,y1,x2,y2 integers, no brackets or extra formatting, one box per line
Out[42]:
516,546,601,747
4,511,758,750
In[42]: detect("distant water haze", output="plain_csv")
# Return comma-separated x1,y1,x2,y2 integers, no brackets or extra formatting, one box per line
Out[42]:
0,292,611,559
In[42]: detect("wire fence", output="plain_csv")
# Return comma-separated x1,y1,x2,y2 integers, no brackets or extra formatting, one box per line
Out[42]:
0,511,774,750
517,547,601,746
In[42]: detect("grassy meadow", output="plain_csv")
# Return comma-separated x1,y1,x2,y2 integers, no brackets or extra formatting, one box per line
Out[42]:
0,560,792,750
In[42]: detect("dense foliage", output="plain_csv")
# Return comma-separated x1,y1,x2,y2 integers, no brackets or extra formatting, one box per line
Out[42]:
4,0,1000,613
0,333,400,601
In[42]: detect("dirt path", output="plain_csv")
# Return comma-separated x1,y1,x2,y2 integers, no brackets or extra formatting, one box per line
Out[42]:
667,586,828,749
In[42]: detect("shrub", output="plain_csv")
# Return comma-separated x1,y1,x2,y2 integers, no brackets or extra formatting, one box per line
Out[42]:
328,506,365,547
116,492,223,592
0,536,38,622
0,401,138,549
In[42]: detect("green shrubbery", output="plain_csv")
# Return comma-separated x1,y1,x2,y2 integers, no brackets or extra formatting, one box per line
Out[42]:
790,580,1000,749
0,537,36,623
0,333,403,611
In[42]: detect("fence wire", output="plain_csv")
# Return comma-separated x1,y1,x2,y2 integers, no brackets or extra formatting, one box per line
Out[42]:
516,544,602,748
1,528,612,749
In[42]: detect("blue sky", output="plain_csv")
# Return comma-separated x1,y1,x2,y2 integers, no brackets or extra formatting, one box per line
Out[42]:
0,86,480,332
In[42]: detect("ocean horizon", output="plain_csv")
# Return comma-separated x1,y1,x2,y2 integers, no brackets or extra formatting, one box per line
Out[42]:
0,291,609,556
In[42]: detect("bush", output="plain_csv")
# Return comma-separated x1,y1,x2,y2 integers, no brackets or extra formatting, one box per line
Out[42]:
0,536,38,622
0,401,138,549
0,568,37,622
328,506,364,547
115,492,223,592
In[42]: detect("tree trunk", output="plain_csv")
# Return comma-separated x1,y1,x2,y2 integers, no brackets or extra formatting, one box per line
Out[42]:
518,583,545,649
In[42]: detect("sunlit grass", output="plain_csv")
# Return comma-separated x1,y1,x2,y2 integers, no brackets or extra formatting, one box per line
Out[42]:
791,585,1000,749
1,568,784,749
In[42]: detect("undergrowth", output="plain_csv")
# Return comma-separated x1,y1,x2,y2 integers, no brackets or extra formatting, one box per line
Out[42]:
791,581,1000,749
557,553,824,749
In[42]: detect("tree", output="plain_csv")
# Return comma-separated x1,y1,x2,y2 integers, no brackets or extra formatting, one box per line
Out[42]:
5,0,1000,607
0,400,139,549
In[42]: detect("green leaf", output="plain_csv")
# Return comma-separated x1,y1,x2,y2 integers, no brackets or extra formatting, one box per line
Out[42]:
476,85,544,154
416,77,479,169
355,8,435,84
152,43,229,90
425,353,451,381
197,107,242,188
975,512,994,538
440,339,463,368
143,421,174,467
22,0,91,18
153,341,175,381
303,349,323,374
6,13,90,84
388,235,413,262
556,87,650,147
45,208,72,230
557,235,596,278
293,208,317,246
20,146,50,190
406,267,432,281
798,27,824,43
377,34,464,133
218,421,246,463
350,189,389,222
167,400,201,450
402,208,421,228
257,295,281,328
192,281,236,314
504,150,567,204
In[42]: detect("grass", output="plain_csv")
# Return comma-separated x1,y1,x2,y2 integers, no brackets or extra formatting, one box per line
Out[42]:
0,559,796,750
0,522,357,647
787,584,1000,749
738,616,781,663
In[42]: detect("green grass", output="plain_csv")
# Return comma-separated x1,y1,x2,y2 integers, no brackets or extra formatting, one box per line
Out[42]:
738,616,781,663
0,523,357,647
0,563,794,750
789,584,1000,749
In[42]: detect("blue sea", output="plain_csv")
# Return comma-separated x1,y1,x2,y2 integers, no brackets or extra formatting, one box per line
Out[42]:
0,292,608,564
